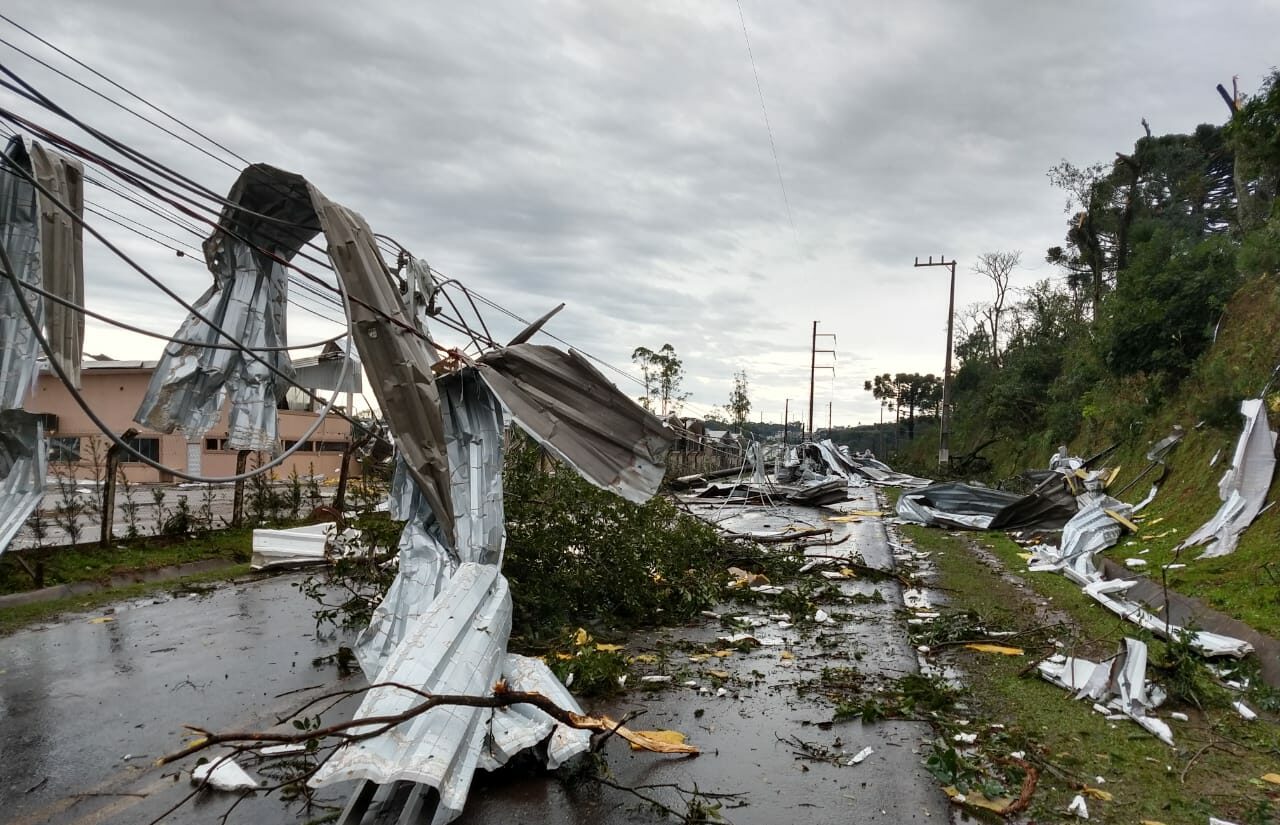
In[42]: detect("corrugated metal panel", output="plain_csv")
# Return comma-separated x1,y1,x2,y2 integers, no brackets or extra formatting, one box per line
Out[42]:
311,562,513,824
308,186,455,546
328,371,591,823
0,411,45,555
354,372,503,674
30,142,84,388
1179,398,1277,557
135,166,317,451
0,137,44,410
477,344,674,503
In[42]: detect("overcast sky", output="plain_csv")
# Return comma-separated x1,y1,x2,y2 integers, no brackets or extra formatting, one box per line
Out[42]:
2,1,1276,427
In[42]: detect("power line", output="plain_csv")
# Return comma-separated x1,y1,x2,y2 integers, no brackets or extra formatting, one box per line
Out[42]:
734,0,796,236
0,25,701,422
0,12,249,168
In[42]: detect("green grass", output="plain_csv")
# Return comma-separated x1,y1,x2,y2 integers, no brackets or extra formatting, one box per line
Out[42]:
0,528,254,596
901,524,1280,824
0,563,254,635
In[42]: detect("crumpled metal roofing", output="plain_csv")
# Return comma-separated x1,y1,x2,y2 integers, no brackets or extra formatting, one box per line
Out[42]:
1178,397,1276,558
141,165,673,820
476,343,674,503
30,142,84,388
1038,637,1173,745
309,188,455,544
896,476,1077,532
0,410,45,554
354,371,503,675
1084,577,1253,658
136,166,317,451
316,372,592,824
0,136,44,410
0,138,83,556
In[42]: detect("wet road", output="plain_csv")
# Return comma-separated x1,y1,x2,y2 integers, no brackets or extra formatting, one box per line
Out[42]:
454,488,948,825
0,573,364,825
0,486,950,824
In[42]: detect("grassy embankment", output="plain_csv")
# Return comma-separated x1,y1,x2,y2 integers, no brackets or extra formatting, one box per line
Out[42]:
893,273,1280,638
900,519,1280,824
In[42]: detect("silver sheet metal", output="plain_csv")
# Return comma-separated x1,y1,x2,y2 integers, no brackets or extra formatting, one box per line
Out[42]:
308,187,454,544
0,410,45,555
136,166,318,450
334,371,593,823
1038,637,1173,745
477,343,674,503
1083,578,1253,658
1179,398,1276,558
316,563,590,824
312,562,512,823
0,137,44,410
355,371,504,674
30,142,84,387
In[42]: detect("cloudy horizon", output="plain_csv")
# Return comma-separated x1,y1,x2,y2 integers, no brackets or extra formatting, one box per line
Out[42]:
1,0,1275,428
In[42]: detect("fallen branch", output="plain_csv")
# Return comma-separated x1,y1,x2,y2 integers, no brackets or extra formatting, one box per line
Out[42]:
158,684,697,767
1000,755,1038,815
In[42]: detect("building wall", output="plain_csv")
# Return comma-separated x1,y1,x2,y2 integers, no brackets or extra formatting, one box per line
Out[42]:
30,365,359,483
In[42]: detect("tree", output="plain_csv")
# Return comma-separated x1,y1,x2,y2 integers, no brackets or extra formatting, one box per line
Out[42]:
971,250,1020,366
1046,159,1115,318
724,370,750,433
865,373,941,440
631,344,688,415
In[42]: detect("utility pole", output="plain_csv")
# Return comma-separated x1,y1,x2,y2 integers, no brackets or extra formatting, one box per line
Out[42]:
808,321,836,441
783,398,790,447
913,255,957,466
827,401,832,433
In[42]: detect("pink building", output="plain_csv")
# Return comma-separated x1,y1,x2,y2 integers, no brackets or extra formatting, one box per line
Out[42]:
30,359,362,483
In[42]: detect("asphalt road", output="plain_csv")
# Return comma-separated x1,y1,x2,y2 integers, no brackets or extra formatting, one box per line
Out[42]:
0,486,951,825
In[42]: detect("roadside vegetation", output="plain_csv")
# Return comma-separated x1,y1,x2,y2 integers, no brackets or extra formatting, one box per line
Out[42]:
855,71,1280,660
898,522,1280,824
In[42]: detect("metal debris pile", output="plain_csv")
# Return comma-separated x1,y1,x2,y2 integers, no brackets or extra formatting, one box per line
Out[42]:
126,164,687,824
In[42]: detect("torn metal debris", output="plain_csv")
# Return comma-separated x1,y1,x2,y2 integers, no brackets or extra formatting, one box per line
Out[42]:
1178,398,1276,558
249,522,336,570
136,166,317,451
896,476,1077,532
1038,637,1173,745
0,136,84,556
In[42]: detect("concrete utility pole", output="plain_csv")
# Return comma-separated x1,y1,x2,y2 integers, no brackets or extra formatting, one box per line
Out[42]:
808,321,836,441
913,255,957,466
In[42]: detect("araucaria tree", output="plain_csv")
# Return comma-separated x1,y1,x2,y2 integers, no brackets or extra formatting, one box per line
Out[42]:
724,370,750,433
631,344,688,415
864,372,941,440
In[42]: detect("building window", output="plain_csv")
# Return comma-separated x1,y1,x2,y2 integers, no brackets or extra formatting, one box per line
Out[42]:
48,436,81,462
205,438,232,452
315,440,348,453
120,436,160,463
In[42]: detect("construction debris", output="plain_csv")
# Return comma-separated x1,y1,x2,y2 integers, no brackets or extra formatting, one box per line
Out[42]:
1037,638,1174,745
1178,398,1277,558
250,522,336,570
191,755,259,792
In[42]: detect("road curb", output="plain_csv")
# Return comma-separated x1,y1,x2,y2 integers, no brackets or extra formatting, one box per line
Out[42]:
0,558,242,609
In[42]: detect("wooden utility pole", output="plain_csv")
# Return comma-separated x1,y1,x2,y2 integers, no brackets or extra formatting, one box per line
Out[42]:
807,322,836,441
912,255,957,466
782,398,790,447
